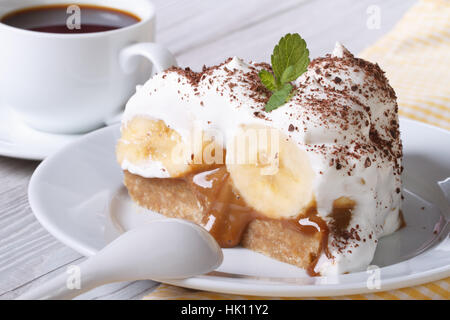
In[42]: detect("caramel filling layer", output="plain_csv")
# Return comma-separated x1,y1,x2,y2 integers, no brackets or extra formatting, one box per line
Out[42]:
182,165,355,276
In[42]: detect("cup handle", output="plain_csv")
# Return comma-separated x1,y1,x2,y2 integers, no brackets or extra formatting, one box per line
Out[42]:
104,43,177,126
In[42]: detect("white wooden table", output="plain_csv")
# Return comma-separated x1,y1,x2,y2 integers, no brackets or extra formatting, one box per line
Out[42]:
0,0,417,300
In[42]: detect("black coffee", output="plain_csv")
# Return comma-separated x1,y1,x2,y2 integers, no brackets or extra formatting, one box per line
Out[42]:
1,4,140,34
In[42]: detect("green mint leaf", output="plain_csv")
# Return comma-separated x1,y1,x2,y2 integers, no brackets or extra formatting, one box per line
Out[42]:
291,57,310,81
280,65,295,84
258,33,310,112
258,69,277,92
286,88,297,102
265,83,293,112
271,33,310,83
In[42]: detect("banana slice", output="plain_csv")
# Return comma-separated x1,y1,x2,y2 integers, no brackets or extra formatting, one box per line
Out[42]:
226,125,315,219
116,117,193,177
117,117,224,177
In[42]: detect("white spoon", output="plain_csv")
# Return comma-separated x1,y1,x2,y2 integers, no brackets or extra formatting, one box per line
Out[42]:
17,219,223,300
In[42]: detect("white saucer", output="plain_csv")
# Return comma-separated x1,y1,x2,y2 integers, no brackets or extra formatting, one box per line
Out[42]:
28,118,450,297
0,106,84,160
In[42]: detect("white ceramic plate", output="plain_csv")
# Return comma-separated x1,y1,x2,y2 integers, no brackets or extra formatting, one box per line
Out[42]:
28,118,450,297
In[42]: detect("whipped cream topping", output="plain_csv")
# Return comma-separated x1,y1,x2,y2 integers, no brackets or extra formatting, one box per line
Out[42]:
120,43,403,275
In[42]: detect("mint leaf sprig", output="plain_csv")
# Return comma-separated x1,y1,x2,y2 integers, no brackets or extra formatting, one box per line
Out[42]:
259,33,310,112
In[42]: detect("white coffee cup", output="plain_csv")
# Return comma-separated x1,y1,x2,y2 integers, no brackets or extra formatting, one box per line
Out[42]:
0,0,177,134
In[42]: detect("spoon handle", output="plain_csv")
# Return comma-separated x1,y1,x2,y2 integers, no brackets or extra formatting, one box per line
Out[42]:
15,220,223,299
16,261,102,300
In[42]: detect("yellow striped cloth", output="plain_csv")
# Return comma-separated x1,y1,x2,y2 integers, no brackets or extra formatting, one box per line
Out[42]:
144,0,450,300
145,278,450,300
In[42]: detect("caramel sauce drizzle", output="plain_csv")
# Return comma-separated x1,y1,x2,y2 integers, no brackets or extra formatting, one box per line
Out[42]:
281,207,332,276
398,210,406,230
183,165,355,276
186,166,259,248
